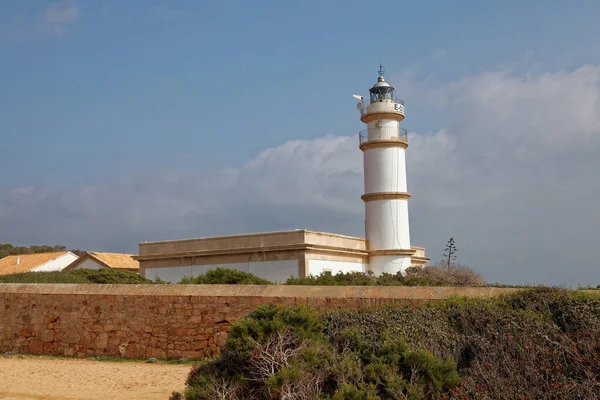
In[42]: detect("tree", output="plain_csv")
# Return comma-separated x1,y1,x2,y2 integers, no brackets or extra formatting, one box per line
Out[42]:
443,238,457,270
0,244,83,259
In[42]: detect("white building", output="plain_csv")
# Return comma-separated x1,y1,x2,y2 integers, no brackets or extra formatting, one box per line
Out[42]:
136,67,428,283
0,252,79,276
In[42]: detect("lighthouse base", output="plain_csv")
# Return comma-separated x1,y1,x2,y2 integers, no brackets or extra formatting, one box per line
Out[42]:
368,255,412,276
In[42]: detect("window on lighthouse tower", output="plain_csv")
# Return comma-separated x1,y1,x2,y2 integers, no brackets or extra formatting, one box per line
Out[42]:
369,86,395,102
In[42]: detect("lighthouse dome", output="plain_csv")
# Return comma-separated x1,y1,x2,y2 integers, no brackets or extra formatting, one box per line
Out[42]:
372,75,392,87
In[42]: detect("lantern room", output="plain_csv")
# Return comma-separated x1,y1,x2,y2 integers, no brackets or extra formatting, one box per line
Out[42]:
369,65,396,102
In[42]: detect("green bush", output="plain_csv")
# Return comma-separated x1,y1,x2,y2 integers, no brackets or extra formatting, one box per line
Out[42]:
71,268,153,284
285,271,376,286
325,288,600,399
329,329,460,400
179,267,273,285
179,304,460,400
0,271,91,284
182,304,329,399
405,264,486,286
177,265,486,287
0,269,153,284
178,288,600,399
285,270,445,286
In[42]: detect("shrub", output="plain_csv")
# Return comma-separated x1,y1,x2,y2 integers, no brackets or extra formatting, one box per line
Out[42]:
184,304,329,399
0,271,91,284
180,288,600,399
0,269,153,284
181,304,461,400
404,263,485,286
325,288,600,399
285,270,445,287
285,266,485,287
285,271,378,286
71,268,153,284
329,329,460,399
179,268,273,285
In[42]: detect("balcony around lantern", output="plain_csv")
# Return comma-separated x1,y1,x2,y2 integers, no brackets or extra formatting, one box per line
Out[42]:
360,98,404,116
359,127,408,146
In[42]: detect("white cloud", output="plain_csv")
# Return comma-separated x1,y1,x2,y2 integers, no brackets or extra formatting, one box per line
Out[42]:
1,1,79,39
42,0,79,36
239,135,363,211
400,65,600,286
1,65,599,287
44,1,79,26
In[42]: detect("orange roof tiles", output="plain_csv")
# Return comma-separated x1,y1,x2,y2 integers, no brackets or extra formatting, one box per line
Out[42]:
64,252,139,271
0,252,71,276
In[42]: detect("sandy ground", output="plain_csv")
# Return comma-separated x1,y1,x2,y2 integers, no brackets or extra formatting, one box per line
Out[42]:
0,356,191,400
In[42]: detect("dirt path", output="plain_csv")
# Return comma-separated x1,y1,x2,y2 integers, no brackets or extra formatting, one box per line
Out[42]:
0,356,191,400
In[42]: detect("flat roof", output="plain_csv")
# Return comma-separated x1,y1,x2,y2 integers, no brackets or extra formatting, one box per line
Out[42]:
138,229,365,246
136,230,368,260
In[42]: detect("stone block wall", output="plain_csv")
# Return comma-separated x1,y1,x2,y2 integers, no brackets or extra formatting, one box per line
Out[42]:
0,284,519,360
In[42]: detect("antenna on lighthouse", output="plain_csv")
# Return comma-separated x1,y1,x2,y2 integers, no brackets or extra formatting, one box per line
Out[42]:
378,63,385,78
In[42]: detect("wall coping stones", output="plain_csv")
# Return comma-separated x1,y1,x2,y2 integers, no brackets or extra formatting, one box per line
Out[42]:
0,284,525,299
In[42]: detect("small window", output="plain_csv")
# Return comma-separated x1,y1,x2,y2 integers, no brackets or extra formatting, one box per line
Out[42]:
323,269,332,277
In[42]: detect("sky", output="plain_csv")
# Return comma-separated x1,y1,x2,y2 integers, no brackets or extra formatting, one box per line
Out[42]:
1,0,599,286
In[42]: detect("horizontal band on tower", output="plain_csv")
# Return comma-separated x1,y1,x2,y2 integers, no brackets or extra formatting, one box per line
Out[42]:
361,112,405,123
361,192,411,202
368,248,417,257
360,140,408,151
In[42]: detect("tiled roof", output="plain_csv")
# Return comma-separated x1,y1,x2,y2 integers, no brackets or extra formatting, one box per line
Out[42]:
65,252,139,271
91,252,139,270
0,252,71,275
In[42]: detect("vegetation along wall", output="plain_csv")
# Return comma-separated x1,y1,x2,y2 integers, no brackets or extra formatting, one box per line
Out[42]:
0,284,520,360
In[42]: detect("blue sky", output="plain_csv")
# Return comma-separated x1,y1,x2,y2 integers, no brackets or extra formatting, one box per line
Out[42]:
2,0,598,187
1,1,600,285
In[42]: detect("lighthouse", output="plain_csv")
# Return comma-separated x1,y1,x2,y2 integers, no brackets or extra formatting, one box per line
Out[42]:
136,65,429,284
356,65,414,275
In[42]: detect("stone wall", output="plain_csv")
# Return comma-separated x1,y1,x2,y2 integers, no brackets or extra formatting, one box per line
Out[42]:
0,284,520,360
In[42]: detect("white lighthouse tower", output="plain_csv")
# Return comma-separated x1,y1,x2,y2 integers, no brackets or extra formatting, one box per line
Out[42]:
356,65,414,275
